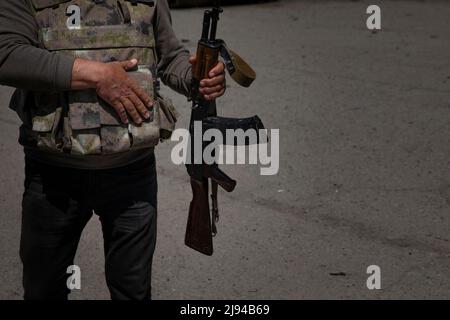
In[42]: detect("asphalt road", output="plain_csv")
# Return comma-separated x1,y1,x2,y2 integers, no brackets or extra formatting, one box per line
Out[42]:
0,0,449,300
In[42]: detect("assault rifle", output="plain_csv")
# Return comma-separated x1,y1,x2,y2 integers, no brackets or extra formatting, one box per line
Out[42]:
185,1,265,256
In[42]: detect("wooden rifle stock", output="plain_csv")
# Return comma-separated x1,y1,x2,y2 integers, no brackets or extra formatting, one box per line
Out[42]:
185,177,213,256
185,165,235,256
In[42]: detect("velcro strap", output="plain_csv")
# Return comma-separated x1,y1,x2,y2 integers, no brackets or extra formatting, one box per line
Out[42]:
220,44,256,88
41,25,154,50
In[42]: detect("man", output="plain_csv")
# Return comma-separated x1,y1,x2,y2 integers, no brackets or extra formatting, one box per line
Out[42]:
0,0,225,300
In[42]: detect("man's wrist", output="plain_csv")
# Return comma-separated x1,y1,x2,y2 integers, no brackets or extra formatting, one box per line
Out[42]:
71,58,105,90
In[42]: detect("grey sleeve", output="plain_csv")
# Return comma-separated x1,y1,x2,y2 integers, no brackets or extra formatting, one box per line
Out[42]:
154,0,192,97
0,0,74,91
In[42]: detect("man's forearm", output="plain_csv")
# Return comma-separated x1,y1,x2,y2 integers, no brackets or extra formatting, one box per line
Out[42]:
155,0,192,97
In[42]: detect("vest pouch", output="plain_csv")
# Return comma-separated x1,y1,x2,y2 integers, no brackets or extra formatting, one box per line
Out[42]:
127,67,161,150
67,90,102,155
157,94,178,141
31,93,64,151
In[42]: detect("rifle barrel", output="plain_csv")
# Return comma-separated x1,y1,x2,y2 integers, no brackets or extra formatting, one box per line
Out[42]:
201,10,211,41
209,6,222,41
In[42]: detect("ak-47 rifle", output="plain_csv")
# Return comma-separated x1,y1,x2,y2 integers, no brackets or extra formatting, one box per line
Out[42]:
185,1,265,256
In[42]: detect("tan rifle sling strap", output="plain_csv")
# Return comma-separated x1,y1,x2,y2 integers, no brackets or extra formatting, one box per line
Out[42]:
220,43,256,88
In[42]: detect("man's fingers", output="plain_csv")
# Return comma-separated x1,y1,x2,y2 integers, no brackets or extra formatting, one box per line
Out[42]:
200,84,224,95
120,96,142,124
208,62,225,78
189,55,196,65
200,73,225,88
128,93,151,120
112,101,128,124
119,59,138,71
131,84,153,109
198,61,226,100
204,88,225,101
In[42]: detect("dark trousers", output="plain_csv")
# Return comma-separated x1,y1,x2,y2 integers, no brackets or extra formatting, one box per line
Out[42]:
20,153,158,300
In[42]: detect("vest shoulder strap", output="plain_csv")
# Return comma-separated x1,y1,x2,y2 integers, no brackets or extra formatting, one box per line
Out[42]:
30,0,71,10
29,0,154,11
127,0,155,4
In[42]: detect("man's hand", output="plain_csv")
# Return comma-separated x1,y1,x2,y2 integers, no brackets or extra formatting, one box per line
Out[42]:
71,58,153,124
189,55,226,101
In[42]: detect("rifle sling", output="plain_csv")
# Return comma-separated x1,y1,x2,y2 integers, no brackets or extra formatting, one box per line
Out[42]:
220,44,256,88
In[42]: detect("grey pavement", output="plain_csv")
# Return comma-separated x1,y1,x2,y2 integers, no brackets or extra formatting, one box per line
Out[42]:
0,0,449,300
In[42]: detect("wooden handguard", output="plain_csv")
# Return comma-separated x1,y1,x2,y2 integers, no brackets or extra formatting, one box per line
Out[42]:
193,41,221,84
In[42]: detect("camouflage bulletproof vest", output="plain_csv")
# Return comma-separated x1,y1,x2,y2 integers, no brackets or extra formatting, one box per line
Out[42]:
29,0,177,155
